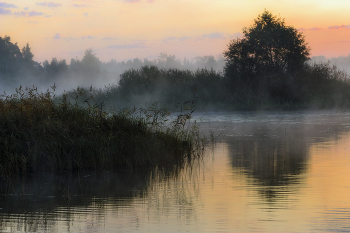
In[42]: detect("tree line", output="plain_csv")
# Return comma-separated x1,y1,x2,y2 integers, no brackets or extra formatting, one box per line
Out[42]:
2,10,350,110
0,36,225,90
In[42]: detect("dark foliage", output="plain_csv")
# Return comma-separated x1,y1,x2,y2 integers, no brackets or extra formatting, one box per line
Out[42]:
224,10,310,76
223,10,312,105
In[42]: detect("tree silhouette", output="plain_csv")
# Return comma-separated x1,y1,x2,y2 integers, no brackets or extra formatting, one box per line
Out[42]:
222,11,311,104
0,36,22,73
224,10,310,77
22,43,34,64
81,49,100,78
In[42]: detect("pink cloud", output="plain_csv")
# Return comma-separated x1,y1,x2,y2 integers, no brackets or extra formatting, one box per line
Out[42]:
102,37,118,40
308,27,322,31
179,36,191,41
13,10,45,17
36,2,62,7
28,11,45,16
0,2,17,8
73,4,88,7
298,27,322,31
328,25,350,29
53,33,61,39
202,32,226,39
0,7,11,14
227,32,243,38
13,11,27,16
163,37,177,43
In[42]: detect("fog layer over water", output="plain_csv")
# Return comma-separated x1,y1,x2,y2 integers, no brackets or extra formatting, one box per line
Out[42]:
1,110,350,232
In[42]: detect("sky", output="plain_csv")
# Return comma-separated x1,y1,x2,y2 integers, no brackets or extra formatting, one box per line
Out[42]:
1,0,350,63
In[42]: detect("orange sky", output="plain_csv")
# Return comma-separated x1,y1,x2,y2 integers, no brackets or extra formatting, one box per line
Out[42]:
1,0,350,62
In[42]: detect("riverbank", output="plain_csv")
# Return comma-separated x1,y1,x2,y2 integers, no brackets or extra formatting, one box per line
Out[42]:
0,86,203,177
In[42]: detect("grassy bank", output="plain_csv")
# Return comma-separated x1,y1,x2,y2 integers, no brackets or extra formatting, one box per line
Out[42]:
0,86,203,177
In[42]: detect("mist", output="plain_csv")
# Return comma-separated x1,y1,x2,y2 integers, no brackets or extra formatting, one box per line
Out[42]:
2,34,350,112
310,55,350,75
0,40,226,97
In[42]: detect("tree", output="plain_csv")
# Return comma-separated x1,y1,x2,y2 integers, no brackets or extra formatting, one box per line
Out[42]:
224,10,310,77
22,43,34,64
81,49,100,78
0,36,22,73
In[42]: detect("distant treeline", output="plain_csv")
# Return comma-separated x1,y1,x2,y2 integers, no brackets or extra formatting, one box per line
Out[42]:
0,35,225,92
2,34,350,111
69,62,350,111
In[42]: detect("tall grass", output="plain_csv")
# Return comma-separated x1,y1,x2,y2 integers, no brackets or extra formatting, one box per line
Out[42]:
0,85,204,177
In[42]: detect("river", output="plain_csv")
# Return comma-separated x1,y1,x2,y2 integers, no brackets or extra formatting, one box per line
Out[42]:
1,110,350,232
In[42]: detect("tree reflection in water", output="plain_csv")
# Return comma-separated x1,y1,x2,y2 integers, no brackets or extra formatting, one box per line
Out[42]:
225,118,349,202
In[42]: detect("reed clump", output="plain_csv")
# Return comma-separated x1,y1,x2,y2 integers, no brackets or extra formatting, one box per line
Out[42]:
0,85,203,177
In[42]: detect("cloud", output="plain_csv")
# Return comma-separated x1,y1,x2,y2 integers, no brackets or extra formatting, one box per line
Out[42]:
28,20,39,24
36,2,62,7
298,27,322,31
87,36,94,39
147,0,155,2
83,12,88,17
24,7,29,10
73,4,87,7
13,11,26,16
0,7,11,15
202,32,226,39
13,10,45,17
163,37,177,43
28,11,45,16
63,37,77,42
308,27,321,31
227,32,243,39
106,42,147,49
340,41,350,43
0,2,17,8
179,36,191,41
53,33,61,39
162,36,192,43
102,37,118,40
328,25,350,29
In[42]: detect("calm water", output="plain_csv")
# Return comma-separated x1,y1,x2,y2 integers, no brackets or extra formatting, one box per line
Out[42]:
1,110,350,232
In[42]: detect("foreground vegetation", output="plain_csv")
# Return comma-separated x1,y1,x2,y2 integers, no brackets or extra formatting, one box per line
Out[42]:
0,86,203,177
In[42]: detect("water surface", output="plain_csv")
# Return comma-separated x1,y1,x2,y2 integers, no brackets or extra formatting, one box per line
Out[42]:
1,110,350,232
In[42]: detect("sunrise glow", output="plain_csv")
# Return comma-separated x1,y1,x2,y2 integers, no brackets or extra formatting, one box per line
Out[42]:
1,0,350,62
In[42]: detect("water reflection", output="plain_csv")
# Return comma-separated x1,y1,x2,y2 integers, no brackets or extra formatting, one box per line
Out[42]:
1,111,350,232
0,166,194,232
196,111,350,204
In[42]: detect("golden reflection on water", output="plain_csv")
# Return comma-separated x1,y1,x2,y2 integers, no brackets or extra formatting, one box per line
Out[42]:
1,112,350,232
127,126,350,232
